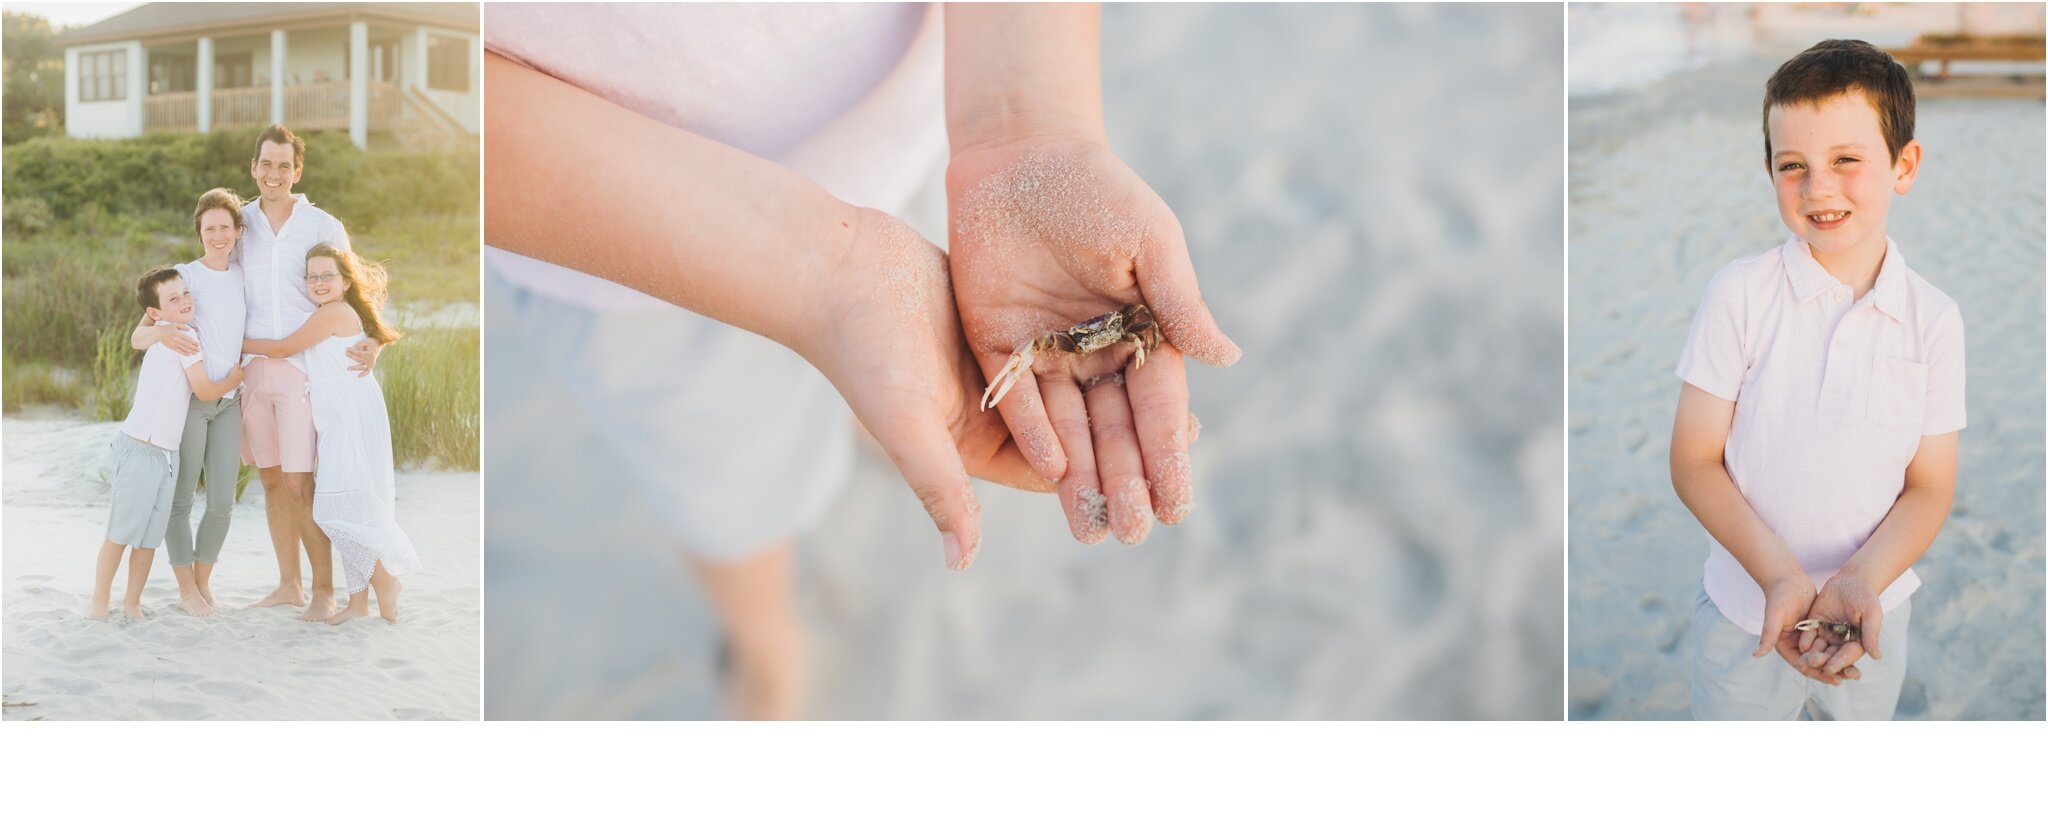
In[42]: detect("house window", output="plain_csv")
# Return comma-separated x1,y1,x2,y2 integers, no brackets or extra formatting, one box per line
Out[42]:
79,48,127,102
427,34,467,92
214,54,253,89
150,53,196,94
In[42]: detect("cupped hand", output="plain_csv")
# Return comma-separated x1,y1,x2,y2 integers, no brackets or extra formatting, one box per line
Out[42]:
1796,573,1884,683
946,138,1238,545
1755,572,1845,683
798,208,1051,571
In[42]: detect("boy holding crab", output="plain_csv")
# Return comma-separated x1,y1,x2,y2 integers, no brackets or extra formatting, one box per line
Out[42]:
1668,39,1963,720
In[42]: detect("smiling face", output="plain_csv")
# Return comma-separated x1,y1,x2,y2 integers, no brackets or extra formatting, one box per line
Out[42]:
198,207,240,258
1767,90,1920,273
305,254,346,306
250,140,302,203
150,278,195,325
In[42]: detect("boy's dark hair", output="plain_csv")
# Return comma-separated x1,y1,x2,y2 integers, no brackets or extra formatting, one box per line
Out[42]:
136,267,182,310
1763,39,1915,168
253,123,305,167
192,187,244,238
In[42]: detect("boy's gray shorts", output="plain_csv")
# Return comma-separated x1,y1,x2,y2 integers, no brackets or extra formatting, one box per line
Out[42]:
106,433,179,549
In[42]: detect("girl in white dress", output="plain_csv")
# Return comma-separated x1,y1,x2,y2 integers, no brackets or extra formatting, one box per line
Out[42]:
242,243,418,624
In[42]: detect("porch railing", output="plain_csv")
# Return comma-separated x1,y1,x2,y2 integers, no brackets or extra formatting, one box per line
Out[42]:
144,82,400,134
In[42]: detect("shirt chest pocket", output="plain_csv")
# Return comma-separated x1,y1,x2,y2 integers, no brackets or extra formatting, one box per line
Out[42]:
1867,354,1928,432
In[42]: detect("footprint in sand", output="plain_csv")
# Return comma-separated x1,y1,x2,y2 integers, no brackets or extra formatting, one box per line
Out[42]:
195,680,267,702
132,670,204,685
39,677,102,696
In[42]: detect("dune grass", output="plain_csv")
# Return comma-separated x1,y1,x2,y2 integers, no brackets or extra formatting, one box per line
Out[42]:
379,327,480,470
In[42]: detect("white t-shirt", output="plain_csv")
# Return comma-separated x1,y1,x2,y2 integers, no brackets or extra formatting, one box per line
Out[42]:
1676,236,1966,634
120,330,206,450
483,2,947,311
176,258,246,397
240,195,350,369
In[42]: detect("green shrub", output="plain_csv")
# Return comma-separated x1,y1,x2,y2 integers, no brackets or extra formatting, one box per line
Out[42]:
0,353,83,412
378,327,479,470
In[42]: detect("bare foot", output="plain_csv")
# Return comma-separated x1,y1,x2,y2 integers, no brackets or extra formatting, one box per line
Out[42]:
300,592,337,622
176,596,214,617
123,603,145,621
250,586,306,609
325,594,371,626
87,602,110,620
372,576,402,624
198,586,218,609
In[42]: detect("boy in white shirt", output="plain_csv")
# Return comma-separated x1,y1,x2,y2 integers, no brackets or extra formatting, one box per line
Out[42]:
1670,39,1964,720
89,269,245,620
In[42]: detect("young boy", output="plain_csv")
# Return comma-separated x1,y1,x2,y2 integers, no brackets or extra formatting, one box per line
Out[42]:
1670,39,1963,720
89,269,244,620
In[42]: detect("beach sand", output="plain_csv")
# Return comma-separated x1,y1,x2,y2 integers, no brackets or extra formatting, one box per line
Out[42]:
1,415,480,721
1567,61,2046,720
484,5,1564,720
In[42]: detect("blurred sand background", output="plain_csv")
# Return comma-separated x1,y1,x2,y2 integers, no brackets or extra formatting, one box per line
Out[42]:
1568,3,2046,720
486,4,1564,720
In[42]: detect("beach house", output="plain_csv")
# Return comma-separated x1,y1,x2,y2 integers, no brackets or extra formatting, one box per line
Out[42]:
54,2,479,148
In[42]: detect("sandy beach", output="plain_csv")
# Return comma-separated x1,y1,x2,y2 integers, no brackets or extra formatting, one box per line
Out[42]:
1,414,480,721
485,4,1564,720
1567,55,2046,719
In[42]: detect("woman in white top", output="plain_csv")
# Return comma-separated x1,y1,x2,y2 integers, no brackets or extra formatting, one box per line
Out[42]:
242,244,419,624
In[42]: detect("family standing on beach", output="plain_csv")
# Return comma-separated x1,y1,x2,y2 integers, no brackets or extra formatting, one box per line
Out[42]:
90,125,420,626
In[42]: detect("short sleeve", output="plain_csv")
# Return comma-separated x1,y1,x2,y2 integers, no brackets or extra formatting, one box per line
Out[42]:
325,212,352,254
1921,303,1965,435
1674,267,1750,401
179,350,204,369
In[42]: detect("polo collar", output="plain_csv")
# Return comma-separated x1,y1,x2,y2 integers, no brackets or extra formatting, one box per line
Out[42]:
1781,235,1910,321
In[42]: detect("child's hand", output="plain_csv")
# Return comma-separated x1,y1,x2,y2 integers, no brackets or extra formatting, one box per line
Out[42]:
1756,571,1817,661
1797,573,1884,680
799,208,1051,570
946,138,1239,544
347,339,383,377
149,323,201,356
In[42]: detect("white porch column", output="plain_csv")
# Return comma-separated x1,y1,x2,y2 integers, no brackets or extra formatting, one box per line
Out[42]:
127,42,145,137
196,36,214,133
349,20,368,148
373,45,384,83
270,29,286,124
63,48,78,138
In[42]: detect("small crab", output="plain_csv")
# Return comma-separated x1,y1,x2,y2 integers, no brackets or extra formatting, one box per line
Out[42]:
1794,618,1859,644
980,303,1160,411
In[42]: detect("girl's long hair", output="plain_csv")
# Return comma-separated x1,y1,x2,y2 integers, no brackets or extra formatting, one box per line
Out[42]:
305,243,401,345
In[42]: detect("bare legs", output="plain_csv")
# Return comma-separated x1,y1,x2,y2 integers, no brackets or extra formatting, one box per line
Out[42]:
88,540,123,619
688,540,805,721
193,561,216,609
325,561,403,626
249,467,334,620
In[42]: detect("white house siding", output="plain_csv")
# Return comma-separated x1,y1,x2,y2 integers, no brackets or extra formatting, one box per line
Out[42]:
408,26,480,133
64,41,143,138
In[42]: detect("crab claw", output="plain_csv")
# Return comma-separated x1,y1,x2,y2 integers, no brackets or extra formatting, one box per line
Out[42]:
980,348,1036,412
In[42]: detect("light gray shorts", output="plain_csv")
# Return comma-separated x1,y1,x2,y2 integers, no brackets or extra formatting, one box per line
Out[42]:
1688,586,1911,721
106,433,180,549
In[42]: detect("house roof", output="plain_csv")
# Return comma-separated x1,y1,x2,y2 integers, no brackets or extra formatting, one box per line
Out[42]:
54,3,478,47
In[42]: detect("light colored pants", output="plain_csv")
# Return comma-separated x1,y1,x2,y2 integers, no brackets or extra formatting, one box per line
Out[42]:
491,268,854,560
106,433,178,548
1689,587,1911,721
165,395,241,567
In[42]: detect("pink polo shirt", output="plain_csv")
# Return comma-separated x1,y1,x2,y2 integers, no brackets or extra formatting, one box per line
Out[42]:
1676,236,1966,635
